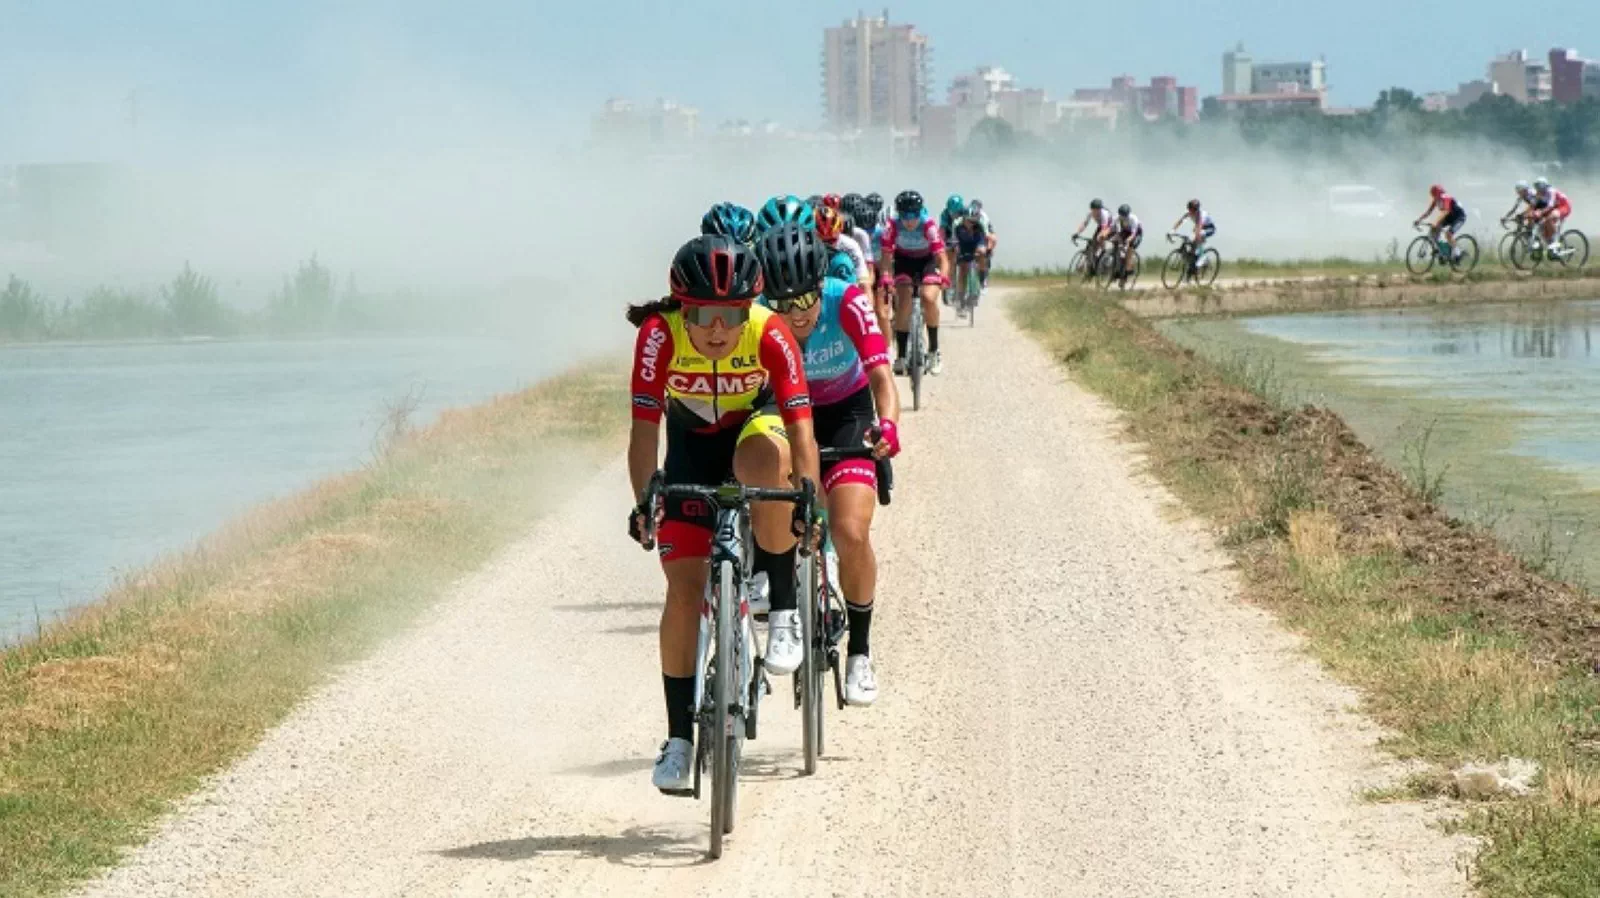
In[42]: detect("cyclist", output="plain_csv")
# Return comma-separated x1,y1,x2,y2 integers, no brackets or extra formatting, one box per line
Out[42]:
755,223,901,706
1072,199,1115,274
967,199,997,286
881,190,949,376
1170,199,1216,270
701,202,758,246
1501,180,1537,229
938,194,966,303
627,234,823,795
860,193,896,345
815,204,869,292
841,194,878,285
1111,204,1142,278
1531,177,1574,257
951,208,989,317
1413,184,1467,262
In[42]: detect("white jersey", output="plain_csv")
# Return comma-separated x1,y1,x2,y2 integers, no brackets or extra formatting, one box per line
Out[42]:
1182,209,1216,229
833,233,869,281
1084,208,1114,231
849,226,876,263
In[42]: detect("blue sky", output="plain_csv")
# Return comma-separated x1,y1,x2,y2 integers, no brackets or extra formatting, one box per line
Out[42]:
4,0,1599,160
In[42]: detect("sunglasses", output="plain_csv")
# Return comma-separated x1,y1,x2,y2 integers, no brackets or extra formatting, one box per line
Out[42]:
768,290,821,314
680,302,751,328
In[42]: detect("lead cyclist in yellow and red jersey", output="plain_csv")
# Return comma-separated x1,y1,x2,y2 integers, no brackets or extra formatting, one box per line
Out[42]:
626,234,822,796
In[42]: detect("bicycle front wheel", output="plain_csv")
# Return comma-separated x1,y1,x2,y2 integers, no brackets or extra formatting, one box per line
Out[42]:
1509,235,1540,271
798,550,821,775
1161,250,1187,290
1498,231,1519,269
1405,236,1435,275
1557,230,1590,268
708,560,737,854
1067,250,1085,279
909,321,924,411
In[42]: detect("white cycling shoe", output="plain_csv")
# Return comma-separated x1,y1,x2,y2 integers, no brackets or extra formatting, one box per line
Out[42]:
652,737,694,795
928,351,944,375
844,655,879,706
748,572,770,617
892,357,908,376
764,609,803,675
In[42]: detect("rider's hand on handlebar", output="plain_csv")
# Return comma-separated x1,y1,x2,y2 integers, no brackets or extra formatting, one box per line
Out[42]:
871,419,901,459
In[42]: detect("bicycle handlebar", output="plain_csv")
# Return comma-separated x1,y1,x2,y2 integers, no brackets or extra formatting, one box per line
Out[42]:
819,444,894,506
636,471,819,554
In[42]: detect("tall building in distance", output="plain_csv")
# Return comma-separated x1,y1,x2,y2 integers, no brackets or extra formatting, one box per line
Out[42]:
822,11,931,132
1213,45,1329,112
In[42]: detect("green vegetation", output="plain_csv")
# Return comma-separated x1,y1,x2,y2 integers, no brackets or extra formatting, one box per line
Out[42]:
1014,285,1600,897
0,259,561,343
967,89,1600,172
0,365,624,896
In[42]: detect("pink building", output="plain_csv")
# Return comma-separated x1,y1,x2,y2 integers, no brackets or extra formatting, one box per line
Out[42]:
1551,48,1587,104
1073,75,1199,123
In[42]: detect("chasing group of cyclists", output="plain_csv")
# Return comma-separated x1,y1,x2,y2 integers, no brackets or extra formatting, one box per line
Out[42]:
1072,197,1217,278
1416,177,1577,262
627,190,993,794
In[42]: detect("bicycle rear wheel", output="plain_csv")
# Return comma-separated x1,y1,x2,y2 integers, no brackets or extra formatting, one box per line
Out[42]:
1557,230,1590,268
1161,250,1187,290
708,560,737,854
1405,236,1435,275
909,323,924,411
1450,235,1480,273
1195,249,1220,286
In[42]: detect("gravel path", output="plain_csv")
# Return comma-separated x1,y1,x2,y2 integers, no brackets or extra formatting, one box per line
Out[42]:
75,287,1472,897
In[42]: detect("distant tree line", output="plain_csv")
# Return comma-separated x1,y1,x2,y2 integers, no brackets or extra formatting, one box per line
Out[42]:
0,257,551,343
959,88,1600,172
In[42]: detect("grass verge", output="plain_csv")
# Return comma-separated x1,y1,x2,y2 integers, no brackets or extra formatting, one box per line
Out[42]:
0,364,624,897
1012,286,1600,898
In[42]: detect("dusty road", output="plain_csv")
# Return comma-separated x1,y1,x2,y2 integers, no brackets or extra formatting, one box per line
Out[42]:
76,288,1471,897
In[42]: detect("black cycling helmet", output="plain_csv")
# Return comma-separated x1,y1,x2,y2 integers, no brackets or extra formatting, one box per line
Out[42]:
669,234,764,304
755,223,827,301
1117,204,1131,216
1090,198,1104,210
894,190,924,215
1187,199,1200,212
865,192,885,212
700,202,757,245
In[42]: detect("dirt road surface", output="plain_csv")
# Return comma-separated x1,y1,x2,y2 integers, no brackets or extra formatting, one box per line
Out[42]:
75,288,1471,898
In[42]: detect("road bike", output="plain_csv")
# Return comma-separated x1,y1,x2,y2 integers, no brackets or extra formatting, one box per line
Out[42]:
1161,233,1221,289
898,278,935,412
796,446,893,775
1504,220,1590,271
1096,238,1140,291
954,251,982,326
638,473,818,859
1405,224,1479,275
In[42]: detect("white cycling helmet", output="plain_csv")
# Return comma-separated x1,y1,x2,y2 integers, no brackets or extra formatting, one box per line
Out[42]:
1533,177,1550,191
1514,180,1530,193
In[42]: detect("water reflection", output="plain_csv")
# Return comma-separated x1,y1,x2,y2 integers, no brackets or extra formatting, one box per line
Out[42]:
1239,298,1600,485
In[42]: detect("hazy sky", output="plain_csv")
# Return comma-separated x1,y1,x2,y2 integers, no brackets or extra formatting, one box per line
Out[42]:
4,0,1600,160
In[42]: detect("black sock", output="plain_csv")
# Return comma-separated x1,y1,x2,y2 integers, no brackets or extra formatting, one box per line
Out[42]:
894,330,908,358
846,602,874,657
927,326,939,354
756,546,797,613
663,674,695,742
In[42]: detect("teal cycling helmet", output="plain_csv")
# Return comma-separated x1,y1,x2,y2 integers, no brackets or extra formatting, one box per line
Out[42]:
826,251,858,282
945,194,965,215
757,195,816,233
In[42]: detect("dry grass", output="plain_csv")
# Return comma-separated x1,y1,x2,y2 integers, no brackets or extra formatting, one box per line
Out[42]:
0,362,626,897
1013,286,1600,897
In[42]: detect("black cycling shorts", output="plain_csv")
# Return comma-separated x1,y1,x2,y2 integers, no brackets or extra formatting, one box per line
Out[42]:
813,386,890,494
661,406,782,530
893,252,935,284
1441,206,1467,233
